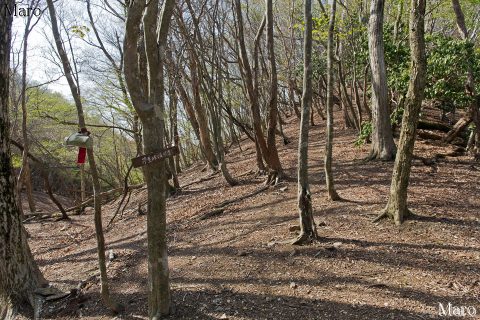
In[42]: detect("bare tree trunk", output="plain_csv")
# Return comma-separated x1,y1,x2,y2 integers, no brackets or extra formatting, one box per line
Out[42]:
289,80,301,118
234,0,282,181
80,163,86,203
368,0,397,161
124,0,175,317
393,1,404,43
189,54,218,171
338,60,360,130
325,0,341,201
170,86,181,174
16,1,39,215
352,62,364,128
294,0,318,245
265,0,284,184
0,1,47,316
23,163,36,212
10,139,68,219
363,64,372,120
374,0,427,225
43,171,69,220
46,0,121,312
212,12,238,186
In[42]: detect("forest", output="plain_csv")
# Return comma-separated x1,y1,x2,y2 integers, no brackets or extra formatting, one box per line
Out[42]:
0,0,479,319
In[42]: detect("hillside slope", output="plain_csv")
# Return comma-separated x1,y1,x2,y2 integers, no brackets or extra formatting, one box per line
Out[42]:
25,110,480,319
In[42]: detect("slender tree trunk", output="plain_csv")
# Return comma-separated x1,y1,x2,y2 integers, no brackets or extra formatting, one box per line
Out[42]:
16,2,38,215
265,0,283,184
338,60,360,130
234,0,282,180
363,64,372,120
46,0,121,312
393,1,404,44
289,80,301,118
294,0,318,245
189,54,218,171
170,86,182,174
374,0,427,225
80,163,86,203
43,171,69,220
353,63,364,128
23,163,36,212
368,0,397,161
0,1,47,316
325,0,341,201
213,22,237,186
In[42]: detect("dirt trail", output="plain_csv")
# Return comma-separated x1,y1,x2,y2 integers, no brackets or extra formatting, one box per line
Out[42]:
26,110,480,319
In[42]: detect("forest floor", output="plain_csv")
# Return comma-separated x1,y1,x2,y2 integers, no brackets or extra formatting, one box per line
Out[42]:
24,109,480,320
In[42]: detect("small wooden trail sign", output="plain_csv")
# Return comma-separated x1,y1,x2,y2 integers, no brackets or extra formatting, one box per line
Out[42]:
131,146,179,168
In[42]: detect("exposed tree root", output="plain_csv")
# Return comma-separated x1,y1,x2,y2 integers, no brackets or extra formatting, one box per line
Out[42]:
265,171,284,186
372,210,388,223
255,169,267,177
291,232,319,245
327,189,342,201
364,149,396,162
372,208,415,224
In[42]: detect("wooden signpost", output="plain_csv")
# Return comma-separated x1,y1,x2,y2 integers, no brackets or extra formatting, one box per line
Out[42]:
131,146,179,168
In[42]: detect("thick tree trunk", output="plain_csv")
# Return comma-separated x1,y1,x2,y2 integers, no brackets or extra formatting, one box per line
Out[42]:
46,0,121,312
0,1,47,316
375,0,427,225
294,0,318,245
124,0,175,317
325,0,341,201
368,0,397,161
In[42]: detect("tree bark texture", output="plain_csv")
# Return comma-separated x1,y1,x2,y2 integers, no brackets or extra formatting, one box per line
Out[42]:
368,0,397,160
379,0,427,225
124,0,175,317
324,0,341,201
0,0,47,317
46,0,121,312
294,0,318,245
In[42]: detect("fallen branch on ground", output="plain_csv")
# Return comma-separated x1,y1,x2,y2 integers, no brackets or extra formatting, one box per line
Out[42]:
64,184,144,213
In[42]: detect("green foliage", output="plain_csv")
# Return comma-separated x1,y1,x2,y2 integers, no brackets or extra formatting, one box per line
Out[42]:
382,28,479,115
355,121,372,147
390,103,404,127
70,25,90,39
9,83,140,196
383,25,410,95
11,154,22,169
425,35,476,113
